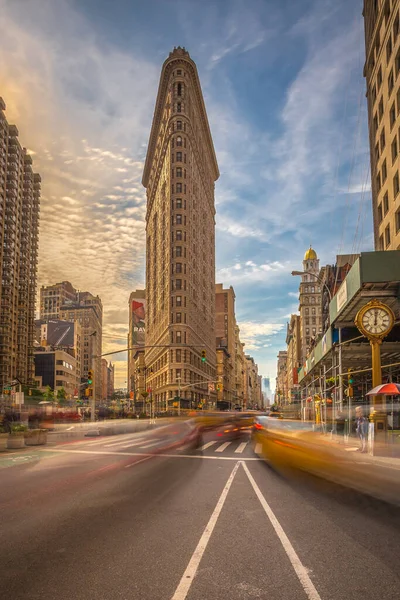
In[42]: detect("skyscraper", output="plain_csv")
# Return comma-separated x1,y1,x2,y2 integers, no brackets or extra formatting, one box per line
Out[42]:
0,98,40,388
298,247,322,364
40,283,103,400
363,1,400,250
142,47,219,409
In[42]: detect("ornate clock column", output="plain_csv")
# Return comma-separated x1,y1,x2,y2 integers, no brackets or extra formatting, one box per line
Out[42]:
354,299,395,442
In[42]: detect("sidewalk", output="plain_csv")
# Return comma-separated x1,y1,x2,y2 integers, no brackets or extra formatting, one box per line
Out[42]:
328,432,400,469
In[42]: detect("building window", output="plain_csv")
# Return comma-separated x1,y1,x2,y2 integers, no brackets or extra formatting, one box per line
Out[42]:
396,208,400,233
389,68,394,95
390,102,396,129
176,152,182,161
385,224,391,247
373,113,378,134
175,279,182,290
176,331,182,343
176,312,182,323
377,66,383,89
176,262,182,273
378,203,383,223
305,308,309,315
379,97,384,119
176,214,182,225
176,183,182,193
377,172,381,191
176,121,182,130
177,69,182,75
177,103,182,112
394,171,400,196
380,127,386,151
382,159,387,182
176,198,182,208
387,35,393,63
176,246,182,257
176,136,182,147
176,230,182,241
375,142,380,161
392,136,398,162
177,83,182,96
379,234,384,250
176,349,181,362
176,167,182,177
383,191,389,215
176,296,182,307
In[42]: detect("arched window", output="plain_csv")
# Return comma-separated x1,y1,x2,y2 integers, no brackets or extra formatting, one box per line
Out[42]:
304,297,309,304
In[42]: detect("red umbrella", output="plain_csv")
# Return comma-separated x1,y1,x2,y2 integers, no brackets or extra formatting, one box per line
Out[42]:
366,383,400,396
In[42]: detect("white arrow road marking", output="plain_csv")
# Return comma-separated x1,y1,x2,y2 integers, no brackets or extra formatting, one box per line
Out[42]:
242,461,322,600
170,461,240,600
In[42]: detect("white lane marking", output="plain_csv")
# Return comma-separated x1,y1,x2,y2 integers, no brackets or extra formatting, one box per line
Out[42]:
255,443,262,454
170,461,240,600
66,426,74,431
103,437,146,448
140,440,163,449
215,442,232,453
124,456,153,469
242,462,322,600
199,441,217,451
118,440,151,449
235,442,248,454
40,448,263,461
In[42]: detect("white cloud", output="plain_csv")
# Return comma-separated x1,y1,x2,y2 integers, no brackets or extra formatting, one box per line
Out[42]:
217,260,290,284
238,321,285,352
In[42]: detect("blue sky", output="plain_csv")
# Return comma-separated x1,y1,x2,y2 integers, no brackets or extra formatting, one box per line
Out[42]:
0,0,372,387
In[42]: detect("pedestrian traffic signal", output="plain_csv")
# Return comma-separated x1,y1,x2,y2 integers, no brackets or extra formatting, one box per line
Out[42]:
201,350,206,363
348,369,354,384
87,370,94,385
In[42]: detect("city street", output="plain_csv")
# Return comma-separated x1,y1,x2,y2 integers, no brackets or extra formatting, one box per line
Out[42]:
1,428,400,600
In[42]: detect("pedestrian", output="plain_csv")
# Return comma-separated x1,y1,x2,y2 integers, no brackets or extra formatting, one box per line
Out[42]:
355,406,368,453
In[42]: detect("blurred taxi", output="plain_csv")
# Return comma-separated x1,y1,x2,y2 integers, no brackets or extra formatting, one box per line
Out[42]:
251,415,400,505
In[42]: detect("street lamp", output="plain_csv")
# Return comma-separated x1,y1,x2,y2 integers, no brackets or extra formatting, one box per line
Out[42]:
291,271,332,302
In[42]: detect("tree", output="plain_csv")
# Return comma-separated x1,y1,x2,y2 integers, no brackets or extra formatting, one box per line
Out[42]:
43,386,55,403
56,387,68,406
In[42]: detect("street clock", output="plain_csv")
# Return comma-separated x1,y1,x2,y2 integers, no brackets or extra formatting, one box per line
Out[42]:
355,299,395,340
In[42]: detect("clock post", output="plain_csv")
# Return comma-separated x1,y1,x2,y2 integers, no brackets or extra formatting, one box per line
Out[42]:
355,299,395,446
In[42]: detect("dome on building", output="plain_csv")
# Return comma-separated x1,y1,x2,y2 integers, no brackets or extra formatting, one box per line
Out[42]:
304,246,317,261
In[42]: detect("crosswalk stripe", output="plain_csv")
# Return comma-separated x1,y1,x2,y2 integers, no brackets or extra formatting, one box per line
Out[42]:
116,440,151,449
215,442,231,453
199,441,217,451
104,437,145,448
140,440,162,449
235,442,248,454
255,443,262,454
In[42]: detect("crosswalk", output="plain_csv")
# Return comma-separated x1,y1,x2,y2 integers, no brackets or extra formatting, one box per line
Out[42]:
55,436,255,455
198,440,250,454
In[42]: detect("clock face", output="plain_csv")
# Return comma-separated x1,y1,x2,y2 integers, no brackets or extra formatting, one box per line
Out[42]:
361,307,392,335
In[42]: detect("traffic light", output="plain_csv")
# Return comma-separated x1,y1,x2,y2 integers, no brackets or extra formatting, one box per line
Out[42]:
87,370,94,385
347,369,354,398
201,350,206,363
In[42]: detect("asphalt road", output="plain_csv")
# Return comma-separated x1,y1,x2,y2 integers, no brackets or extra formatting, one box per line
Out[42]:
1,427,400,600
